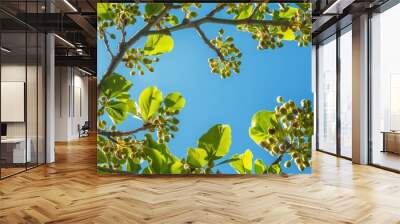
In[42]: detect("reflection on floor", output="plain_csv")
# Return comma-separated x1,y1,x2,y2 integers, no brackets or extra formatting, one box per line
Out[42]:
0,163,41,178
0,167,25,178
373,150,400,171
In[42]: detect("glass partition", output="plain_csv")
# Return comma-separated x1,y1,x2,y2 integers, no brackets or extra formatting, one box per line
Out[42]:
371,4,400,171
0,0,46,179
317,35,337,154
339,26,352,158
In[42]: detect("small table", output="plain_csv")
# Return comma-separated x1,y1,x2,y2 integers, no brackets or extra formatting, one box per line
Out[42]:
1,138,31,164
381,131,400,154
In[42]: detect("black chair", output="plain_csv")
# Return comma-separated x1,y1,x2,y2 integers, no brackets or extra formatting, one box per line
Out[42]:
78,121,90,138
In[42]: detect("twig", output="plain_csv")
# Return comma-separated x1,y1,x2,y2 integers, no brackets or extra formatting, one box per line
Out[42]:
103,31,114,57
194,25,225,61
146,17,291,35
206,4,226,17
99,5,173,97
271,154,284,165
98,123,155,137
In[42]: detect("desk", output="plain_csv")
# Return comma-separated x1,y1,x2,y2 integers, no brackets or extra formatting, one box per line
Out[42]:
382,131,400,154
1,138,31,163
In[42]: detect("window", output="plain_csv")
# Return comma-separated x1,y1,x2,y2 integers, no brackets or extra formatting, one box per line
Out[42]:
339,27,352,158
370,3,400,171
317,35,337,154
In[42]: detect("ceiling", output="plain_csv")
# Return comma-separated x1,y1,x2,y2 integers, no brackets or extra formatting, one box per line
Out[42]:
0,0,97,75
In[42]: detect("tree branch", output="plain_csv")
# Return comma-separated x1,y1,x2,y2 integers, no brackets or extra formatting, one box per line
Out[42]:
145,17,290,35
98,5,173,96
98,4,291,96
103,31,114,58
206,4,226,17
194,25,225,61
271,154,284,165
98,123,155,137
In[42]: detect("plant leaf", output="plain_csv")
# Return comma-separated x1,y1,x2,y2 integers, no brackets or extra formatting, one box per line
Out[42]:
170,160,184,174
187,148,208,168
145,3,164,17
229,149,253,174
99,73,132,99
139,86,163,121
249,110,276,144
126,157,141,173
127,99,137,115
254,159,266,174
144,34,174,56
97,149,108,164
105,100,128,124
145,147,167,174
97,3,112,20
164,92,186,112
234,4,253,20
198,124,231,158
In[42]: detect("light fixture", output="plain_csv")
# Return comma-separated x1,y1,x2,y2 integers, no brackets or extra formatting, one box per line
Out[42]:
54,34,75,48
63,0,78,12
78,67,93,76
1,47,11,53
322,0,354,15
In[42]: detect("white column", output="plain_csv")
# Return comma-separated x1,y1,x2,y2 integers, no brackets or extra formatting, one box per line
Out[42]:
312,45,317,151
352,14,369,164
46,32,55,163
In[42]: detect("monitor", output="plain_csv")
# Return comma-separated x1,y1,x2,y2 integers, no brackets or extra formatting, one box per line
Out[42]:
1,123,7,137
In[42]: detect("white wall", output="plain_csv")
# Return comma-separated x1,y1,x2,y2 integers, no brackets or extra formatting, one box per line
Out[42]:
55,67,89,141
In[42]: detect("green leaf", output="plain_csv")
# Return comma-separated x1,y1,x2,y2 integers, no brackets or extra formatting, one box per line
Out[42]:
268,163,282,174
229,149,253,174
127,100,137,115
164,92,186,112
139,86,163,121
234,4,253,19
170,161,184,174
254,159,266,174
145,3,164,17
166,15,179,26
105,100,128,124
145,147,167,174
144,34,174,56
198,124,232,158
273,7,298,20
187,148,208,168
97,3,112,20
97,149,108,164
100,73,132,99
278,28,296,41
249,110,276,144
126,157,141,173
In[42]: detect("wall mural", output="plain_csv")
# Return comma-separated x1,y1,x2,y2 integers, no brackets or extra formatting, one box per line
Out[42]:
97,2,313,175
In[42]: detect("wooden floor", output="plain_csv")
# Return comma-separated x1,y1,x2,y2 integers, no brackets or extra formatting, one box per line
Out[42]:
0,136,400,224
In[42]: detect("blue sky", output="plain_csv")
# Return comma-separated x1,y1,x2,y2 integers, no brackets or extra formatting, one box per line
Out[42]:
98,4,312,174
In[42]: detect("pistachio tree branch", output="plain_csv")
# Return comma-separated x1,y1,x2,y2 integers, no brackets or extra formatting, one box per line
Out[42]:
194,25,225,61
98,4,291,96
99,5,173,95
103,31,115,57
98,123,155,137
206,3,226,17
145,17,290,35
272,154,284,165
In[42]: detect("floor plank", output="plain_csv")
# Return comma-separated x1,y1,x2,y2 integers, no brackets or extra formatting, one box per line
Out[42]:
0,136,399,224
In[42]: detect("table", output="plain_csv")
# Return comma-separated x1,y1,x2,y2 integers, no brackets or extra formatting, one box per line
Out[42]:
381,131,400,154
1,138,31,164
